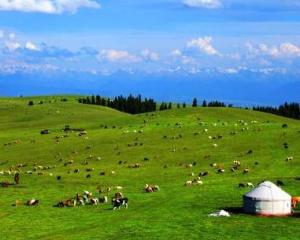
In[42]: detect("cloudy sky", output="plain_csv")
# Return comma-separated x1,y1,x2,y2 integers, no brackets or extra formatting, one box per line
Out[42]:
0,0,300,75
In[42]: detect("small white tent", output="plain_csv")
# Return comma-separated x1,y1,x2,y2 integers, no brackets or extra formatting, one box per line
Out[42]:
243,181,291,216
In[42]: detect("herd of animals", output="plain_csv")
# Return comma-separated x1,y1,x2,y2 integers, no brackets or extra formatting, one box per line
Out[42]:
1,114,299,212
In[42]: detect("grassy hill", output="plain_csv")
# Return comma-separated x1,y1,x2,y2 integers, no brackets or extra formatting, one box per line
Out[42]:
0,96,300,240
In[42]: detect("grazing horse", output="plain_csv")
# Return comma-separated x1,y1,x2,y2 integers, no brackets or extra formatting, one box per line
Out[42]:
292,197,300,208
112,197,128,210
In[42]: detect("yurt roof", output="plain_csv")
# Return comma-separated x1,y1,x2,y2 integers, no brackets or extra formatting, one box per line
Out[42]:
244,181,291,201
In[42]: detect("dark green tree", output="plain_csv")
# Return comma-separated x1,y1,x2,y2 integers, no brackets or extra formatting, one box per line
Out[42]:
192,98,198,107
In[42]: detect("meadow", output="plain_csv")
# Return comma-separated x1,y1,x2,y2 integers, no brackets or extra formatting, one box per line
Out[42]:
0,96,299,240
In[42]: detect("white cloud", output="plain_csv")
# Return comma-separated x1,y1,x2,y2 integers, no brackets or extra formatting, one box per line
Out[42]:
187,36,221,56
141,49,160,61
170,49,182,57
99,49,141,63
0,30,4,38
25,41,40,51
181,55,196,65
0,0,101,14
183,0,222,9
8,33,16,40
280,43,300,57
246,42,300,58
225,68,238,74
5,40,21,51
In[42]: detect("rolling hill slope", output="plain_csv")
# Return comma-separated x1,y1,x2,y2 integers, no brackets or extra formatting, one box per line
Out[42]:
0,96,300,240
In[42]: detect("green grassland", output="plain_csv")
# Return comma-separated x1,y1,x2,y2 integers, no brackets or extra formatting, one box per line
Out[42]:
0,96,300,240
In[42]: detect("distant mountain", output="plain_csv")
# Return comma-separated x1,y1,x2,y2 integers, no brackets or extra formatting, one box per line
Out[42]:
0,70,299,106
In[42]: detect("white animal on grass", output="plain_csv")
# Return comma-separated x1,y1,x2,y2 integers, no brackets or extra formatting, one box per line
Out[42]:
185,180,193,186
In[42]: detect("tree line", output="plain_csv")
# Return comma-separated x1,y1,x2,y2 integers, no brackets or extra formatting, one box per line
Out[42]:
192,98,229,108
78,95,230,114
253,102,300,120
78,95,156,114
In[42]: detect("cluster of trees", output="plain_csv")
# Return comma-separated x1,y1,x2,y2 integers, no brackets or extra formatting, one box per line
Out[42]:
159,102,187,111
192,98,228,108
253,102,300,120
78,95,156,114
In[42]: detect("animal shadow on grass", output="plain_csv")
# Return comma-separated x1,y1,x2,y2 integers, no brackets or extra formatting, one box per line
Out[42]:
222,207,244,215
13,185,27,189
292,211,300,218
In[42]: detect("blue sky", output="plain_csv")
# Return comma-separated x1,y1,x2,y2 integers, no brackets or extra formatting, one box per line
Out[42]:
0,0,300,75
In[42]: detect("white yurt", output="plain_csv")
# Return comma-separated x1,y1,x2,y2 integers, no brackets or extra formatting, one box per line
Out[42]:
243,181,292,216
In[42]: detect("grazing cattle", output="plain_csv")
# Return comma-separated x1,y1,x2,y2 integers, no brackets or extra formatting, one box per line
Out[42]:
199,171,209,177
112,198,128,210
40,129,49,135
218,169,225,174
239,183,246,188
193,180,203,185
144,184,160,193
247,150,253,155
56,176,61,180
282,124,288,128
90,198,99,205
286,156,293,162
145,184,153,192
115,192,123,199
128,163,140,169
26,199,39,206
86,174,91,178
57,199,75,207
233,161,241,167
243,169,250,174
74,169,80,173
210,163,217,167
185,180,193,186
75,193,85,206
247,182,254,188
